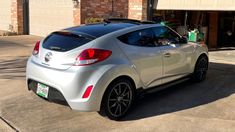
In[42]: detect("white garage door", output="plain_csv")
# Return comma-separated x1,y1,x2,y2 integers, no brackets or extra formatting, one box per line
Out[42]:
0,0,11,31
155,0,235,10
29,0,74,36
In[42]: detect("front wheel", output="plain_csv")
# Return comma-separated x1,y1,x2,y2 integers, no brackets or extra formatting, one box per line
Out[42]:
191,55,208,82
99,79,135,120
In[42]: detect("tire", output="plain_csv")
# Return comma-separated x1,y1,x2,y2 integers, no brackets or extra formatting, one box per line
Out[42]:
99,78,135,120
191,55,208,82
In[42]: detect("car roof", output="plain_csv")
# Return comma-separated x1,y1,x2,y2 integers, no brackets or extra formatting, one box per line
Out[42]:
65,23,138,38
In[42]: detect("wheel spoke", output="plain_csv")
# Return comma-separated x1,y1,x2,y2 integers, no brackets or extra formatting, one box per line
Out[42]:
118,103,122,115
123,91,130,97
113,88,119,96
110,102,117,108
198,71,203,80
109,99,117,102
118,84,122,95
114,103,120,115
121,101,127,107
121,86,127,96
122,99,130,102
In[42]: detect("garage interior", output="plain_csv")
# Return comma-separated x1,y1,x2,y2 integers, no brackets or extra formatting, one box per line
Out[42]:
151,10,235,49
152,0,235,49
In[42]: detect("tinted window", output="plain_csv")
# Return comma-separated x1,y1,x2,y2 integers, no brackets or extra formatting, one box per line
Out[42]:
118,29,155,47
43,32,93,52
152,27,180,46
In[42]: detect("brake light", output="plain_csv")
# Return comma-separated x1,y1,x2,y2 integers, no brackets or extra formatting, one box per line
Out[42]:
75,48,112,66
82,85,93,98
32,41,40,55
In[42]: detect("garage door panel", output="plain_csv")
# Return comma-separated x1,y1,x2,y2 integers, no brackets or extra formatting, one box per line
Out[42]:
29,0,74,36
155,0,235,10
0,0,11,31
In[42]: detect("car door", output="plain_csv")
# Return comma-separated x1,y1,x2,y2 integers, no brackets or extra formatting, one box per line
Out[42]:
118,28,163,88
152,26,194,84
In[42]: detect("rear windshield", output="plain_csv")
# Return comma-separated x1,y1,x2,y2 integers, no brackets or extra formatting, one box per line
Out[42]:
43,32,93,52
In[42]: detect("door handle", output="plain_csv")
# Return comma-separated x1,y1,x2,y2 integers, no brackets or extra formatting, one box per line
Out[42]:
164,52,171,57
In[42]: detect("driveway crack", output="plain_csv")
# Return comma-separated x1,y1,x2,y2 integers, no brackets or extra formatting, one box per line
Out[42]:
0,116,19,132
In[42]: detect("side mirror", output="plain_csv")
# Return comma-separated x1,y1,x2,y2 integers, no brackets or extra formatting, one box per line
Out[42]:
179,36,188,44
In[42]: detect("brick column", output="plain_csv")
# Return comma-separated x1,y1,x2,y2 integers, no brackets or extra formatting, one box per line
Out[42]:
11,0,23,34
73,2,81,26
128,0,148,20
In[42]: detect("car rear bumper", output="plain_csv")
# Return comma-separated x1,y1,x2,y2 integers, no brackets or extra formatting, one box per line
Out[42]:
26,57,109,111
28,79,69,106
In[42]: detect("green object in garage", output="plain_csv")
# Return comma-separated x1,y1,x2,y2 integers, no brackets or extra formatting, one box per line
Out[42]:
188,30,205,42
198,32,205,42
188,31,197,42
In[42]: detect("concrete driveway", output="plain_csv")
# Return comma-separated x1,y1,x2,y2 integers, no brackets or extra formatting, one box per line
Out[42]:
1,36,235,132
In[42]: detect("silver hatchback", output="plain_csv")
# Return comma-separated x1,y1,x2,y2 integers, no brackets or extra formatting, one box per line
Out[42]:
26,19,208,120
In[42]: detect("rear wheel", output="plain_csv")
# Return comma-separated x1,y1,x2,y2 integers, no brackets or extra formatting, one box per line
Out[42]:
99,79,135,120
192,55,208,82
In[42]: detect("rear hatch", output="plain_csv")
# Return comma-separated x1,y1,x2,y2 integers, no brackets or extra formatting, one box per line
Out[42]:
33,31,95,70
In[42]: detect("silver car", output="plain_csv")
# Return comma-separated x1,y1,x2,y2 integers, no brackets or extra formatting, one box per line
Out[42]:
26,19,208,120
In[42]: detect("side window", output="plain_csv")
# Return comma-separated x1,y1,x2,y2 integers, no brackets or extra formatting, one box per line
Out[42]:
152,26,180,46
118,29,155,47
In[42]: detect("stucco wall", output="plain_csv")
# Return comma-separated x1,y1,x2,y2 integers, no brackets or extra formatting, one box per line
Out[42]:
29,0,74,36
0,0,12,31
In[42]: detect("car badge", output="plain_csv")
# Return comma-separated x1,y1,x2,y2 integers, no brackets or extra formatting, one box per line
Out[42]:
45,52,52,62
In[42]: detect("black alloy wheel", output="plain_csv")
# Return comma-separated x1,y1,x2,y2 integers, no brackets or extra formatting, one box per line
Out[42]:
100,79,135,120
192,56,208,82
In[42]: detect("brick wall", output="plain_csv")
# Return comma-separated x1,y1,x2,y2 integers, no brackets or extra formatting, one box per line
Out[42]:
73,0,147,24
11,0,23,34
79,0,129,24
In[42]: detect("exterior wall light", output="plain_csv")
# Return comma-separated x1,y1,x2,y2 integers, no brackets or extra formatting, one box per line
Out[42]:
73,0,80,8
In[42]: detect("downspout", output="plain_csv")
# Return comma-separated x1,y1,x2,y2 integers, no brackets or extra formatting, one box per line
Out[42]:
23,0,29,34
147,0,154,21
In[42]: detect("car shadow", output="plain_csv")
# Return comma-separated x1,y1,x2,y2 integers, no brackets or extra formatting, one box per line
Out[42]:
122,62,235,121
0,56,28,79
0,40,28,49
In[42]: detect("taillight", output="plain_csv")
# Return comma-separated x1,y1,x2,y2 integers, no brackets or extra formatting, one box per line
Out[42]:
75,48,112,66
32,41,40,55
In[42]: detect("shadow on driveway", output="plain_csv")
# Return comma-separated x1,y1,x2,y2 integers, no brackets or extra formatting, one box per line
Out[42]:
122,62,235,121
0,57,28,79
0,40,28,49
1,56,235,123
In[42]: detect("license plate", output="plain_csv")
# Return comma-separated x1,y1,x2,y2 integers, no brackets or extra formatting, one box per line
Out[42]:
36,83,49,98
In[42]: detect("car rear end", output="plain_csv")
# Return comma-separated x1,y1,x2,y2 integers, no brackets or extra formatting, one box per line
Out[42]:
26,31,115,111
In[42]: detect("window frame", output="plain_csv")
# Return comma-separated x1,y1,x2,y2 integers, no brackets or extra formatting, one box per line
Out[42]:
151,26,184,46
117,28,157,47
